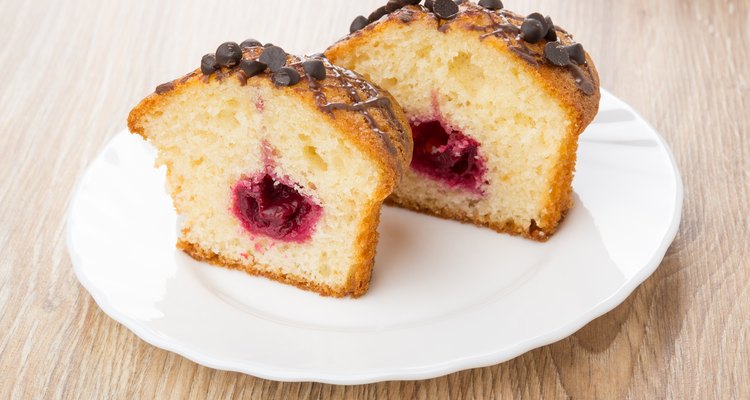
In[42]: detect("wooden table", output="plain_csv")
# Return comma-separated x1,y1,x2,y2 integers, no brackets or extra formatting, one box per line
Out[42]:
2,0,747,398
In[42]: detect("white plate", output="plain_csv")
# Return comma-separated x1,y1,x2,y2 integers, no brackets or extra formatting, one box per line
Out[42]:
67,89,683,384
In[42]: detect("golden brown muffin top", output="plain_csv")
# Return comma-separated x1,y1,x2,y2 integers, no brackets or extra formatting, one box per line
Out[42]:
129,43,413,183
329,0,601,130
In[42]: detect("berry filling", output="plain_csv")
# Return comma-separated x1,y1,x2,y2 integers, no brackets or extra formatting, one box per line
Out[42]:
410,120,486,192
232,174,322,243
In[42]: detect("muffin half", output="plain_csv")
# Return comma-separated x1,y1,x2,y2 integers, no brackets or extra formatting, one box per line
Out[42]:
326,0,600,240
128,43,412,297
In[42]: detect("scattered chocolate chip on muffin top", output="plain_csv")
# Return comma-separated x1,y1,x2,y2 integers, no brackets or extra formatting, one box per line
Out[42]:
343,0,596,95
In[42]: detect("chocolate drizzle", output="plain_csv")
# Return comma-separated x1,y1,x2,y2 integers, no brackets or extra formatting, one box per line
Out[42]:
236,70,248,86
155,82,174,94
300,59,405,156
179,72,196,84
567,63,595,95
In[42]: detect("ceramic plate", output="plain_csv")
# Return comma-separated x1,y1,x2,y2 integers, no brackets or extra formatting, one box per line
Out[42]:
67,89,682,384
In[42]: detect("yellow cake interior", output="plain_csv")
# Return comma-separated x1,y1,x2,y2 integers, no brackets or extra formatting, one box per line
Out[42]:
136,79,383,292
328,18,576,238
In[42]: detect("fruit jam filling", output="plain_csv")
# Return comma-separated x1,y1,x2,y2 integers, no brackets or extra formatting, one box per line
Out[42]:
232,174,322,243
409,119,487,192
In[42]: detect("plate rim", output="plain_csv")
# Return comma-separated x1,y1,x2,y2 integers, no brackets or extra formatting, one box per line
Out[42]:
66,88,684,384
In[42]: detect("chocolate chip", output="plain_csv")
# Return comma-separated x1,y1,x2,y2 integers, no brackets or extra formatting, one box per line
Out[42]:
302,59,326,80
478,0,503,10
544,42,570,66
200,54,218,75
240,59,266,77
272,67,301,87
216,42,242,68
240,39,262,49
259,46,287,72
454,0,464,4
309,53,327,59
545,16,557,41
368,6,388,23
403,0,421,4
565,43,586,65
424,0,434,12
520,18,545,43
264,42,274,47
433,0,459,19
527,13,548,32
386,0,404,13
350,15,369,33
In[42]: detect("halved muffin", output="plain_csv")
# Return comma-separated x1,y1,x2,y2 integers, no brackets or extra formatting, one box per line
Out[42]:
326,0,600,240
128,43,412,297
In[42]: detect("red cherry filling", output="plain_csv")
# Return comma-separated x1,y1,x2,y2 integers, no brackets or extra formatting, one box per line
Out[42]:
232,174,322,243
410,120,486,192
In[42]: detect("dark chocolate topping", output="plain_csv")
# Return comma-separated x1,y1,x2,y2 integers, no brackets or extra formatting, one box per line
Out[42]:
520,18,545,43
568,63,595,95
527,13,548,32
403,0,422,4
386,0,405,13
308,64,403,156
544,16,557,41
424,0,434,11
565,43,586,65
272,67,301,87
350,15,369,33
216,42,242,68
478,0,503,10
155,82,175,94
433,0,459,19
292,56,411,163
178,71,197,84
235,70,248,86
369,6,388,23
544,42,570,66
259,46,287,72
200,54,218,75
302,60,327,81
240,59,267,78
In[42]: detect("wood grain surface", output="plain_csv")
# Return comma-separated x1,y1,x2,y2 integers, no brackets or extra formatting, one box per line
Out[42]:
1,0,748,398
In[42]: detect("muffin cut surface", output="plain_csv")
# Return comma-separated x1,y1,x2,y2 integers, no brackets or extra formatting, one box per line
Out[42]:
326,1,600,240
128,45,411,297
